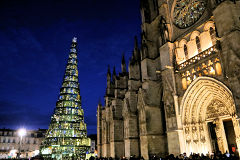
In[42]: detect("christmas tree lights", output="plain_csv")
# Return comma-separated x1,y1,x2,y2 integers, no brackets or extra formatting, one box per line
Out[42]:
41,37,90,160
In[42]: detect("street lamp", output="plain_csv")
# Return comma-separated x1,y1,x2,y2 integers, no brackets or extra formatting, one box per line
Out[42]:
18,128,26,159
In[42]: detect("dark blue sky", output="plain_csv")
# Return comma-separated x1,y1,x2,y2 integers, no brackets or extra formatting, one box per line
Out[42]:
0,0,141,134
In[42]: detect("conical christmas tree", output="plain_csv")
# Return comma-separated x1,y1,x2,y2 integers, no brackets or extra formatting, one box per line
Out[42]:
41,37,90,160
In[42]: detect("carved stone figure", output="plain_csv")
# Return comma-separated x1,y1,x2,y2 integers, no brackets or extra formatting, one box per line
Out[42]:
159,16,169,45
206,100,229,119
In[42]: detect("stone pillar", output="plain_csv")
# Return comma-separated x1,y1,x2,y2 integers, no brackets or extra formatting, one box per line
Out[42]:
232,116,240,156
160,42,184,156
214,119,229,153
167,129,185,155
124,115,140,158
110,119,124,158
203,122,213,154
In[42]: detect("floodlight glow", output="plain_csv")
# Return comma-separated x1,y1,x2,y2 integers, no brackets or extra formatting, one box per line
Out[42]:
18,128,27,137
9,149,17,155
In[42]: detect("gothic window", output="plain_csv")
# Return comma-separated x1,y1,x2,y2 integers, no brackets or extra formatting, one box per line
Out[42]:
196,36,201,53
210,27,216,44
173,0,206,28
184,44,188,59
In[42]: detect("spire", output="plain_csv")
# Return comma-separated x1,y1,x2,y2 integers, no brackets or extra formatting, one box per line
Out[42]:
98,98,102,106
107,65,111,76
112,66,116,83
131,36,140,63
41,38,90,159
134,36,138,49
113,66,116,76
121,53,127,73
107,65,111,88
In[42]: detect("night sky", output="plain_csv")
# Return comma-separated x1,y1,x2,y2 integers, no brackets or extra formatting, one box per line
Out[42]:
0,0,141,135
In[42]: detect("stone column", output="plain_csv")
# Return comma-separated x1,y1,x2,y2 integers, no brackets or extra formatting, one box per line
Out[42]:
214,119,229,153
232,116,240,156
203,122,213,154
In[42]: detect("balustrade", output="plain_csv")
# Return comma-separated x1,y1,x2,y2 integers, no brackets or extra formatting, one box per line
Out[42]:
177,45,222,90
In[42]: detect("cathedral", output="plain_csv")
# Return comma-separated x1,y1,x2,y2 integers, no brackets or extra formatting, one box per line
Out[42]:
97,0,240,159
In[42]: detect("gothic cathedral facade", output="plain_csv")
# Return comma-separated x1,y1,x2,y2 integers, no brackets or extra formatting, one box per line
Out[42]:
97,0,240,159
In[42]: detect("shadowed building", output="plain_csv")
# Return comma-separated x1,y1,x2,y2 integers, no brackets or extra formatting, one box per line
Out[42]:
97,0,240,159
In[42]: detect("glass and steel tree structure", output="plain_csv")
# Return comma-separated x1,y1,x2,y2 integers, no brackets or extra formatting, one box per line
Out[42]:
41,37,90,160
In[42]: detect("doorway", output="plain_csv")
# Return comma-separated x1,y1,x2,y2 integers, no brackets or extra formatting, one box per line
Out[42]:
208,122,219,153
223,120,237,155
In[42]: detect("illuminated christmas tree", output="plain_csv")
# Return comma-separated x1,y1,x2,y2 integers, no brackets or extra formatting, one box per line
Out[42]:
41,37,90,160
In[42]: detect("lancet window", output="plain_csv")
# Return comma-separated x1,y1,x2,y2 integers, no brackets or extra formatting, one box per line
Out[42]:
196,36,201,53
184,44,188,59
210,27,216,45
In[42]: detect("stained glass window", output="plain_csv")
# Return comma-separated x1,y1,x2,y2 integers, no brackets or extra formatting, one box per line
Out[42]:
173,0,207,28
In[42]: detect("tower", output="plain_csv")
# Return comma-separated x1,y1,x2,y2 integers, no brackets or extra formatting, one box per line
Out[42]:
41,37,90,160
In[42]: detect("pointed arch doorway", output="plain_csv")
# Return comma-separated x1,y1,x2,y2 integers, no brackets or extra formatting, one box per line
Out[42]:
180,77,240,156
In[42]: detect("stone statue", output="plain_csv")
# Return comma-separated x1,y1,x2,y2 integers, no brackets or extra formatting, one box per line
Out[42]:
159,16,169,45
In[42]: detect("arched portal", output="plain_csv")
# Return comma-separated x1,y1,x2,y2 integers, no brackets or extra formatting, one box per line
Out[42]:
180,77,240,155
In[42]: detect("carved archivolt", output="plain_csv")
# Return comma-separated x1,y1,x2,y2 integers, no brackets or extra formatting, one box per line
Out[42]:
181,77,235,125
180,77,236,154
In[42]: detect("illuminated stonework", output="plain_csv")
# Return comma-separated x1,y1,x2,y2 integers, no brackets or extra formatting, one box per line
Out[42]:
174,21,223,90
41,38,90,160
97,0,240,159
181,77,239,154
178,44,222,89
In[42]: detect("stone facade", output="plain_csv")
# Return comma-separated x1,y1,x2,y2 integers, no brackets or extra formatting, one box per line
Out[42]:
0,128,46,159
97,0,240,159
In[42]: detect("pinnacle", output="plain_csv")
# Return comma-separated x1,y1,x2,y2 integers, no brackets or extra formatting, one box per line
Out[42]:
107,65,111,75
121,53,126,65
98,98,102,106
134,36,138,48
113,66,116,76
121,53,127,73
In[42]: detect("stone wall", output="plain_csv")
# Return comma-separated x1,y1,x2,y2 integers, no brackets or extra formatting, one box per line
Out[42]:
97,0,240,159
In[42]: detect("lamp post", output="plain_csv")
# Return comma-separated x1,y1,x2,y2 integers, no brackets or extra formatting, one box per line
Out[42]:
18,128,26,159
